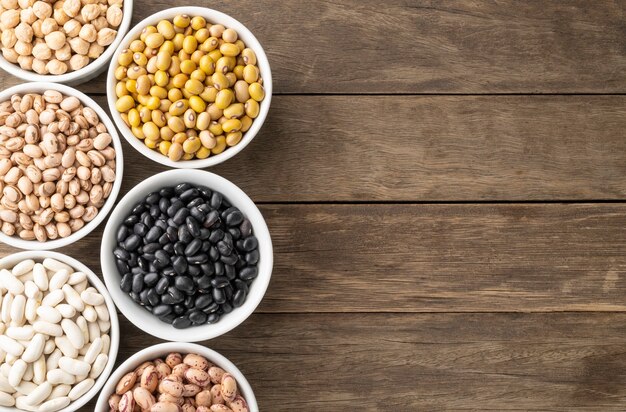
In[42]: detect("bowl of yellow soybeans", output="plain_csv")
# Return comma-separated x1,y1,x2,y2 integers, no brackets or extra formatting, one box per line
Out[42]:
106,7,271,168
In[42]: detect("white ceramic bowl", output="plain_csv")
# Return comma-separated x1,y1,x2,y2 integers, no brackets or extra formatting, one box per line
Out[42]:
94,342,258,411
0,82,124,250
0,0,133,86
100,169,272,342
0,250,120,412
107,6,272,168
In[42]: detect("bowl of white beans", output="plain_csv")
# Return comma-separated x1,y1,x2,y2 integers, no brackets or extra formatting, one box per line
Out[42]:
0,250,119,412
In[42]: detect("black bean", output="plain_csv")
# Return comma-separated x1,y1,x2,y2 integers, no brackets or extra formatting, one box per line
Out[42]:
187,197,204,208
163,243,174,254
188,265,201,277
189,310,207,324
130,266,144,275
120,273,132,293
239,219,252,237
115,259,129,275
196,275,212,289
199,187,212,199
139,289,149,305
152,304,171,317
159,187,175,197
129,291,140,302
210,192,222,209
123,234,141,251
211,276,229,288
209,229,224,243
234,279,249,294
200,263,214,276
172,255,188,275
116,225,129,242
154,250,170,266
155,219,168,230
190,207,204,222
147,288,160,306
178,226,193,244
124,214,139,226
224,264,236,281
155,277,169,294
212,287,226,304
239,267,258,281
184,238,202,256
220,254,238,266
173,208,190,225
144,272,159,287
245,250,259,265
173,304,185,315
232,289,246,307
166,226,178,242
226,210,244,226
161,294,177,305
180,188,199,202
113,247,129,261
203,210,220,228
217,240,232,256
159,314,175,324
175,183,192,194
241,236,258,252
137,257,149,271
206,313,220,323
131,274,144,293
159,197,170,213
184,295,195,309
203,302,219,314
228,227,241,240
187,254,208,265
167,200,183,217
220,302,234,314
145,226,162,243
214,262,224,277
175,276,195,293
209,246,219,262
223,284,233,300
147,207,159,220
173,316,192,329
132,202,147,214
199,228,211,240
186,216,201,237
195,294,213,309
173,242,186,256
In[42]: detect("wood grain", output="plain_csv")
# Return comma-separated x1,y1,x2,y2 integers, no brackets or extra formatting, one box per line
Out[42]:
2,204,625,313
80,313,626,411
2,0,624,93
90,95,626,202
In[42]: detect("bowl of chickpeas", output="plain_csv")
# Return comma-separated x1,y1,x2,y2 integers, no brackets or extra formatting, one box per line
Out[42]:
107,7,272,168
0,0,133,85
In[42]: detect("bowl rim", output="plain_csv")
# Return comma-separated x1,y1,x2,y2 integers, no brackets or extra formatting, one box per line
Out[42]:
94,342,258,412
0,250,120,412
0,82,124,251
100,169,273,342
0,0,133,85
106,6,273,169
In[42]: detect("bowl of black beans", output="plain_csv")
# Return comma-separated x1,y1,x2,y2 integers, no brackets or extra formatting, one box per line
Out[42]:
100,169,272,342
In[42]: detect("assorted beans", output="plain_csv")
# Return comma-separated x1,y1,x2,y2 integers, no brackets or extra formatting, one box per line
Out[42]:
114,182,259,328
114,14,265,161
0,0,123,74
109,352,249,412
0,257,111,410
0,90,117,242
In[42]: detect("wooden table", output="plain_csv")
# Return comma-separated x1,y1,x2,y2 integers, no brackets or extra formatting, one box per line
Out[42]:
1,1,626,410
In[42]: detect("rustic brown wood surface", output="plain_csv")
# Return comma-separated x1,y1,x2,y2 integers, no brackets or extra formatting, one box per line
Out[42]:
0,0,625,410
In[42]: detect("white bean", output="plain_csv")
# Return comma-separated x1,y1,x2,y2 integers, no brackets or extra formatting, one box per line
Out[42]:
8,358,27,387
58,357,90,376
94,303,109,322
0,390,15,406
88,321,100,343
97,319,110,333
21,333,45,363
33,355,46,385
36,305,62,323
80,290,104,306
46,349,62,371
13,380,36,394
10,294,26,324
47,383,71,399
24,298,38,323
42,258,72,274
73,280,88,293
61,319,84,349
23,282,40,299
55,304,76,318
11,260,34,277
40,395,70,412
32,264,48,291
1,293,13,323
0,335,24,357
0,269,24,295
41,289,64,307
53,336,77,358
83,337,102,364
33,321,63,337
24,380,51,405
88,353,107,379
0,373,15,393
67,272,86,285
82,305,97,322
15,395,37,411
48,270,70,291
18,271,34,283
22,362,33,382
0,363,10,378
46,368,74,385
68,377,94,401
5,353,16,365
43,339,55,355
5,325,34,340
61,284,84,311
100,334,110,355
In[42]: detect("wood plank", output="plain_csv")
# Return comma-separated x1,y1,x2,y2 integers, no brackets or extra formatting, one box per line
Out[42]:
2,204,626,313
2,0,624,93
81,313,626,411
92,95,626,202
